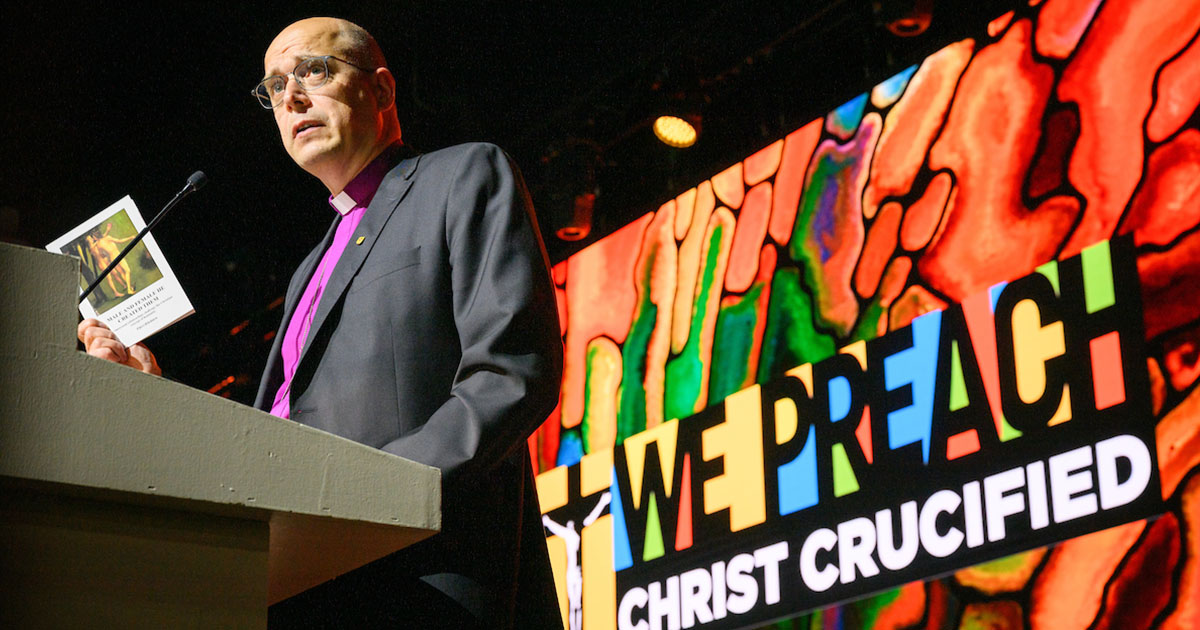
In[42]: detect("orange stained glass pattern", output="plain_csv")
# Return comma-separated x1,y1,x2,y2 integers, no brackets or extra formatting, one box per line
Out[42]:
711,162,745,209
1147,34,1200,144
743,140,783,187
673,181,716,354
673,189,695,241
1030,521,1147,630
921,18,1077,302
862,40,973,222
1034,0,1101,58
1057,0,1200,257
1160,475,1200,630
559,215,649,431
854,200,902,299
954,549,1047,595
724,182,772,293
768,120,821,244
898,171,953,253
1119,129,1200,248
534,0,1200,626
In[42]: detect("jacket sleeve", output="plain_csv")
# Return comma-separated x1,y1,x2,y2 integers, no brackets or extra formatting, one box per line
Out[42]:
378,143,562,487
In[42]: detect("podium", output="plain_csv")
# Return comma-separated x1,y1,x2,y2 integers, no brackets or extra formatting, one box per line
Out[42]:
0,243,441,628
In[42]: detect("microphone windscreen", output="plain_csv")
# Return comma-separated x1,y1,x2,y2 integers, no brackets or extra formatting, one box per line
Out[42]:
187,171,208,192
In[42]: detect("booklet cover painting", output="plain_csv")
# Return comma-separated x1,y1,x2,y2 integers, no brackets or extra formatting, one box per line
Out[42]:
48,195,194,346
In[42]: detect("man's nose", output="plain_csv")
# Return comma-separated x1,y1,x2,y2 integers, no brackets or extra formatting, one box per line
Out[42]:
282,75,309,111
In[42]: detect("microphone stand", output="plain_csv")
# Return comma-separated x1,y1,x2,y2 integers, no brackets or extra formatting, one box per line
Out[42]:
79,172,207,305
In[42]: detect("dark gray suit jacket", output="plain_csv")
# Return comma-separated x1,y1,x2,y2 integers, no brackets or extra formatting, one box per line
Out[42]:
255,143,563,628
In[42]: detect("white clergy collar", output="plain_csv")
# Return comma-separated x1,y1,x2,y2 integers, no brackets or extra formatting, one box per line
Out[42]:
330,191,358,216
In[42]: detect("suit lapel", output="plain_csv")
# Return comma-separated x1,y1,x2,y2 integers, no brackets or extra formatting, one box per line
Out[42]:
295,153,421,371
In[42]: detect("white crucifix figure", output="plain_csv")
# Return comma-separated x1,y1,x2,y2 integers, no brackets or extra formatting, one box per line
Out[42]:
543,492,612,630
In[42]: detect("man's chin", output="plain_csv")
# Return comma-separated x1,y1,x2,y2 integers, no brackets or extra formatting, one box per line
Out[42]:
290,144,335,171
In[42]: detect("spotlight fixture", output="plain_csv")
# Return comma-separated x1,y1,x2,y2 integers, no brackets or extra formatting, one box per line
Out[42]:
649,62,706,149
536,139,603,242
556,191,595,241
875,0,933,37
653,114,700,148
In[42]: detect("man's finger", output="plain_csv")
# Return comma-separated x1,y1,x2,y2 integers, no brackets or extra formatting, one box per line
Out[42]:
87,337,128,363
82,325,119,349
127,343,162,376
88,345,128,364
77,318,106,343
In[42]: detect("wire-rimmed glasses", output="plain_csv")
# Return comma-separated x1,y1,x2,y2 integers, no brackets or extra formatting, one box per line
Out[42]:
252,55,374,109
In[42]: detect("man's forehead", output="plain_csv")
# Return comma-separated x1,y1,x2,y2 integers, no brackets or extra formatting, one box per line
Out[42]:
264,21,348,72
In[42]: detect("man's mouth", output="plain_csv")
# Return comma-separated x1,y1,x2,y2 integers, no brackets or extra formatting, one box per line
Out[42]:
293,121,324,138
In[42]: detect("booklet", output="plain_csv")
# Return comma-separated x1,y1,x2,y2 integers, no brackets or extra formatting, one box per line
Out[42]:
47,195,194,347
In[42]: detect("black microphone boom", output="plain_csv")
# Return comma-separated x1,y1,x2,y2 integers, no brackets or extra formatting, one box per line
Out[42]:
78,171,208,305
186,170,208,192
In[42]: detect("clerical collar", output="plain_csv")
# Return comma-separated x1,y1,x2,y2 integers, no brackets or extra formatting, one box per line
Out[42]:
328,143,408,216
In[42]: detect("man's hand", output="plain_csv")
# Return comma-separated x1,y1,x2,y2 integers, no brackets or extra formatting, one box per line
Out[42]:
77,318,162,376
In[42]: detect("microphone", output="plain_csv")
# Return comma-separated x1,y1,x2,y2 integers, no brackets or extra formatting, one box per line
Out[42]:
186,170,208,192
79,171,208,305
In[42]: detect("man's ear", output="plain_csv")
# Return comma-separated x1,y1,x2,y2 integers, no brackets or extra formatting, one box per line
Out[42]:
371,67,396,111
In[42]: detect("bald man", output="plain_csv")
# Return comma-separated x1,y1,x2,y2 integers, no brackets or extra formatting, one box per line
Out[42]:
81,16,563,630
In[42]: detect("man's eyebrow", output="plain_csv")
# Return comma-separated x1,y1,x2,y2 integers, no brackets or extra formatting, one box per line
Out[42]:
263,54,327,79
260,64,286,81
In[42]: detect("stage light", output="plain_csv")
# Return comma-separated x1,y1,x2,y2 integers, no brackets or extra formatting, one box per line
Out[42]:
653,114,699,148
875,0,933,37
538,139,602,242
556,192,595,241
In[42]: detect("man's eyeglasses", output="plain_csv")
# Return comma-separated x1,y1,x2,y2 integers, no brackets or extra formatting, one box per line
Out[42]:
252,55,375,109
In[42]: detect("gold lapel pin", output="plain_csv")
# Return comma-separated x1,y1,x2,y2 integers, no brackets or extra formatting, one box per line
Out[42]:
355,236,366,246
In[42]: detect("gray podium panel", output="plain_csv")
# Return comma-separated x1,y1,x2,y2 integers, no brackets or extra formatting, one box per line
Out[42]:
0,243,441,628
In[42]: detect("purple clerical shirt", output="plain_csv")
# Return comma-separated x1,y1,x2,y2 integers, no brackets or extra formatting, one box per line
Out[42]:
269,147,402,419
